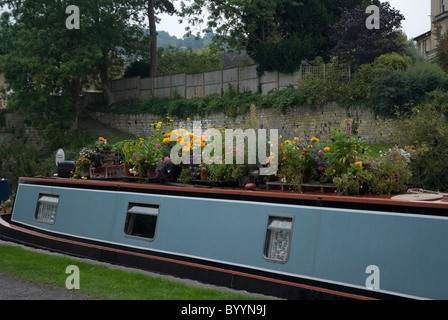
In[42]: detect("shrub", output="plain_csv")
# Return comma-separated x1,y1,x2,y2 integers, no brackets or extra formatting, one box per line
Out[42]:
369,60,448,116
390,97,448,191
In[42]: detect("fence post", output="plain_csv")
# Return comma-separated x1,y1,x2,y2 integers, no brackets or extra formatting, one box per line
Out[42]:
137,76,141,99
221,68,224,97
151,75,154,98
276,70,280,91
184,73,187,99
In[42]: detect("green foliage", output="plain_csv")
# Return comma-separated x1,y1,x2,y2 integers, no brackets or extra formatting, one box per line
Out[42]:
0,0,149,148
435,28,448,73
181,0,367,73
334,147,413,195
369,60,448,116
254,33,316,74
330,2,404,67
125,46,224,77
390,94,448,191
0,139,54,193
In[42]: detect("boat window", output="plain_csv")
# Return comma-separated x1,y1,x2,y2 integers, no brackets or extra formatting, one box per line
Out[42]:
34,194,60,225
263,215,293,263
124,202,159,241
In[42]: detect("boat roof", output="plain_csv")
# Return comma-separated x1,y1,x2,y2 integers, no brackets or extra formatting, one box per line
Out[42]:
18,177,448,211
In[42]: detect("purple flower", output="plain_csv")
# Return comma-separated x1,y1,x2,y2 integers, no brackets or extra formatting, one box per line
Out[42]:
201,167,207,172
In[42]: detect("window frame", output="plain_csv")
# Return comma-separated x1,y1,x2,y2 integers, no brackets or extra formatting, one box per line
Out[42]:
123,201,160,242
34,193,60,225
263,214,294,264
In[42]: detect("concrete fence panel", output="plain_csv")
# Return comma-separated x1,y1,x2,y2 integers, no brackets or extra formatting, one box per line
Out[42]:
110,64,349,102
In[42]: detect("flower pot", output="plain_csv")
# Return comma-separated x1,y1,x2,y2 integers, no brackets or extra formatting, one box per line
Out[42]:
1,207,11,214
147,169,157,179
200,171,209,181
303,169,311,183
125,165,133,177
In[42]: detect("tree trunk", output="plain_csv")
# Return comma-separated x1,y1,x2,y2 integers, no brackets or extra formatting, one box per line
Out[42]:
69,79,82,132
100,53,116,106
147,0,157,77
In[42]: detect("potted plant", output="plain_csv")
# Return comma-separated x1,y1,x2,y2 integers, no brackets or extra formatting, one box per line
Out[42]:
73,147,94,179
1,193,14,214
278,138,310,190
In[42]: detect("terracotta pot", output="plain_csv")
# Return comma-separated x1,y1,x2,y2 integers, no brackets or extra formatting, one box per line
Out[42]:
303,169,311,183
200,171,209,181
125,165,133,177
1,207,11,214
147,169,157,179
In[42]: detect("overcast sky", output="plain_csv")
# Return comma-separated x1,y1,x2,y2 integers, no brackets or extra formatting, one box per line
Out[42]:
158,0,431,40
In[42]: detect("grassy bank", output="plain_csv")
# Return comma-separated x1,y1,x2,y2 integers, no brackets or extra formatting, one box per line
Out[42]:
0,244,264,300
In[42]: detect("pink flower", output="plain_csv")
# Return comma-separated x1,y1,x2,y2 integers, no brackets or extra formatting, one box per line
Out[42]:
318,150,323,156
132,153,137,159
164,157,170,163
156,144,161,148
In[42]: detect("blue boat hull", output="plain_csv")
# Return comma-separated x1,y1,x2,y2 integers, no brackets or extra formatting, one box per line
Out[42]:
2,177,448,300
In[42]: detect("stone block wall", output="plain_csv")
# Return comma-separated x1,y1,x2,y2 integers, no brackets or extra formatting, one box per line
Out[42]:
0,109,46,149
89,102,395,144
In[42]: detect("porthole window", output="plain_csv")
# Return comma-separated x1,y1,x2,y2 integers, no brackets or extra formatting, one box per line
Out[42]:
124,202,159,241
263,215,293,263
35,193,59,225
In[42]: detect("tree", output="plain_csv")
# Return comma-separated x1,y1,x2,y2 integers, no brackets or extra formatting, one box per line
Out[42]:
330,2,405,68
0,0,146,148
435,24,448,73
180,0,368,74
146,0,176,77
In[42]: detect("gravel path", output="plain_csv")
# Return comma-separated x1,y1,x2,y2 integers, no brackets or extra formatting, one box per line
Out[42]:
0,272,93,300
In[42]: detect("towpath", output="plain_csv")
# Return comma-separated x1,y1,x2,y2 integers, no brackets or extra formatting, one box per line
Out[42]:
0,271,93,300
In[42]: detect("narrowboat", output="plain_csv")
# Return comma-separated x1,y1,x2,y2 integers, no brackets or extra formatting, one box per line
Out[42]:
1,176,448,300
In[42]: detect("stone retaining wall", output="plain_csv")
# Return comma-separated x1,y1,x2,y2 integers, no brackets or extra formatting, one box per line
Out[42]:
89,102,394,144
0,109,45,149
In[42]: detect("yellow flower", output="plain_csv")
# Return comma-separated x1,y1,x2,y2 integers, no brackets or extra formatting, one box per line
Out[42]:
354,161,363,167
284,140,291,144
324,147,330,152
182,145,191,153
311,137,319,143
163,138,170,144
